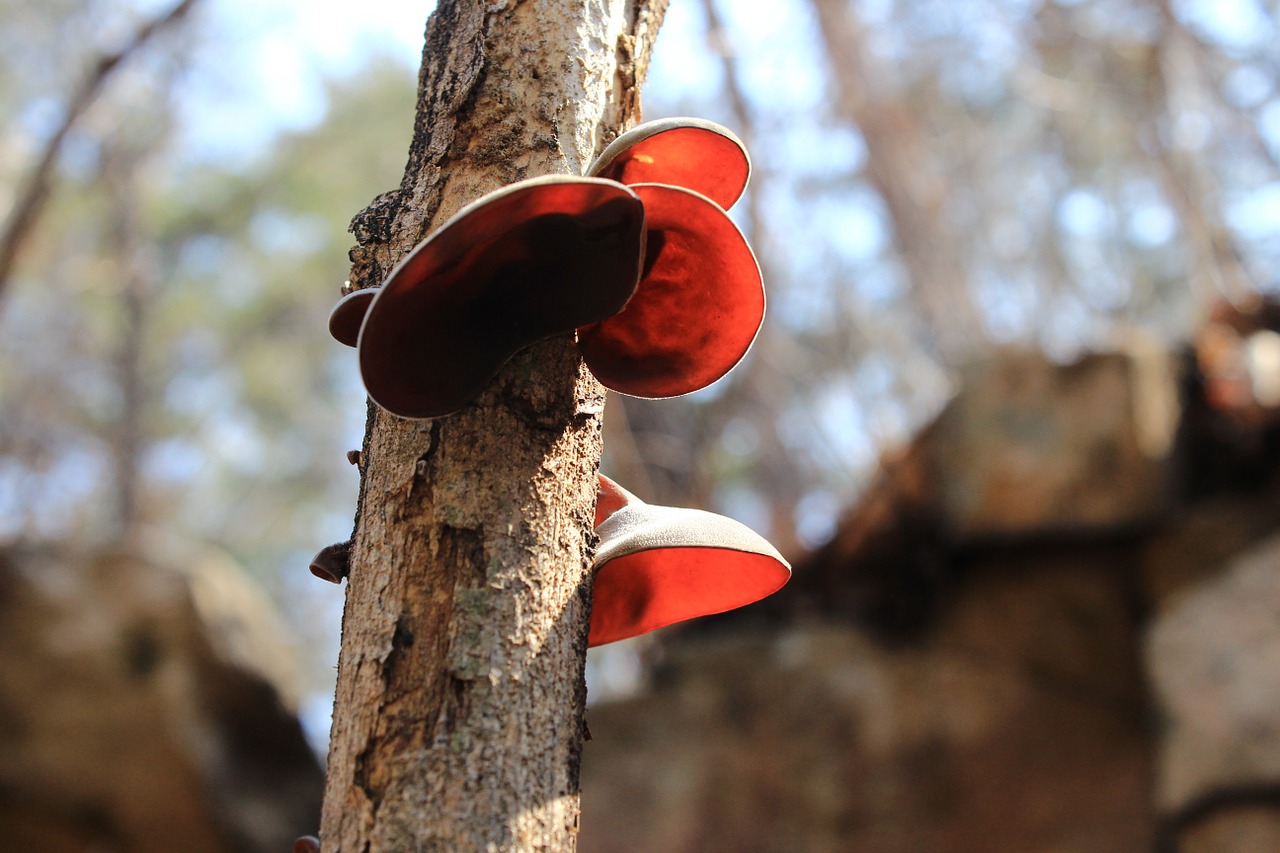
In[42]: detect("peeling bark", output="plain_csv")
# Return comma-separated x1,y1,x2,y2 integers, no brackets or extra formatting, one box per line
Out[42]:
320,1,667,850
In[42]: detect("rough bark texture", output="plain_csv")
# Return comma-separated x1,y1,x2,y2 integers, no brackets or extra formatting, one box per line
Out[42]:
321,1,667,850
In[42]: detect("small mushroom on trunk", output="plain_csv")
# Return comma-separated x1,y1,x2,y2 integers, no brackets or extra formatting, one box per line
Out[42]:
357,175,646,419
309,541,350,584
588,474,790,647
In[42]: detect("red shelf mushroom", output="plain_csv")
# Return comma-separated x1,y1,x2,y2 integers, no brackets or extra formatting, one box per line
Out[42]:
356,175,646,419
576,182,764,399
587,116,750,212
588,474,790,647
330,119,766,414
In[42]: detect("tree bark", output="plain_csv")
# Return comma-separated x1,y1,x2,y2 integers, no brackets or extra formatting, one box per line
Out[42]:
320,1,666,851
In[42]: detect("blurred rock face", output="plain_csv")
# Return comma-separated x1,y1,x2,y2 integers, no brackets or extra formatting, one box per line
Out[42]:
927,346,1179,540
1149,532,1280,847
582,341,1280,853
581,582,1154,853
0,545,323,853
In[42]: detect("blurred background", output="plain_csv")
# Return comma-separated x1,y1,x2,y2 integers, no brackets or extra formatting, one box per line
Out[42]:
4,0,1280,850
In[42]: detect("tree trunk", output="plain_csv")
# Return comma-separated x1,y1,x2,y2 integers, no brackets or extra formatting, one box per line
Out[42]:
320,1,666,851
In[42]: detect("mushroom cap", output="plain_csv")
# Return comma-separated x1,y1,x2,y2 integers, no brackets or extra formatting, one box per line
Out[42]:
588,474,790,647
309,541,350,584
358,175,646,419
587,117,750,211
576,183,764,399
328,288,376,347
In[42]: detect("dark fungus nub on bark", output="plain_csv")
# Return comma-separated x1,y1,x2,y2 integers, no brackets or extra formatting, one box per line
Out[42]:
328,288,377,348
309,541,351,584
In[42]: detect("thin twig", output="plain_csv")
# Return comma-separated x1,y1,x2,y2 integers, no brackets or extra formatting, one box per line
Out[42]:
0,0,200,307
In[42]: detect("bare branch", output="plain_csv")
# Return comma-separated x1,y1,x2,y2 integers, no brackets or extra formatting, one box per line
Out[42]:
0,0,200,307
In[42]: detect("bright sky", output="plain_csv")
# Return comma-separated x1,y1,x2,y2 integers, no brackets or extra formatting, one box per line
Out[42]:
178,0,729,163
176,0,434,161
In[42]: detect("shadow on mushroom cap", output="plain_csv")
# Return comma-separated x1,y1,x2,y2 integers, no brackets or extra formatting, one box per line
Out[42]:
357,176,646,419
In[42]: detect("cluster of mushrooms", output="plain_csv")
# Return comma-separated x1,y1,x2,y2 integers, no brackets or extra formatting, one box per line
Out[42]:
320,117,790,647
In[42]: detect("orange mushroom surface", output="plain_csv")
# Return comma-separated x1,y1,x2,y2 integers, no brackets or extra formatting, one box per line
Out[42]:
576,183,764,399
587,117,750,211
358,176,645,419
588,474,790,647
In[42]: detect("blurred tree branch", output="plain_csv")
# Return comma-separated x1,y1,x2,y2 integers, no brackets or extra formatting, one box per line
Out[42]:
1149,0,1256,307
0,0,199,308
808,0,983,362
100,142,154,546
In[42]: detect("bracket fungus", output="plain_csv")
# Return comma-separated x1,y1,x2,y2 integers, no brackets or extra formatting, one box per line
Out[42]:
306,476,789,645
586,116,750,212
355,175,646,418
576,182,764,399
329,118,767,415
577,118,763,399
588,474,790,647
